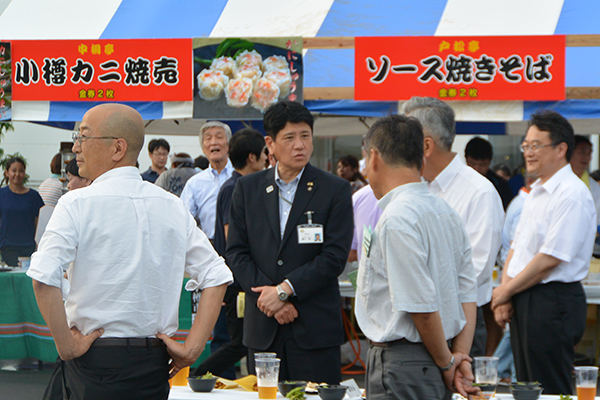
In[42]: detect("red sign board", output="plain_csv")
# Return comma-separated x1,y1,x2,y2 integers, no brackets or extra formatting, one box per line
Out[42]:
12,39,192,101
355,35,565,101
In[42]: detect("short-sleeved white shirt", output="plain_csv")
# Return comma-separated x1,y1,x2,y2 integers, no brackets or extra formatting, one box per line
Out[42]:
355,182,477,343
181,160,233,239
508,164,596,283
427,155,504,306
27,167,233,338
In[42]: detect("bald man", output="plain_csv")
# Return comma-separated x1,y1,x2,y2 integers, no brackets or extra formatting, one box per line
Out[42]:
28,104,232,400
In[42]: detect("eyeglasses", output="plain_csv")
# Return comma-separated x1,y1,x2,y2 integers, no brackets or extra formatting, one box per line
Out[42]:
72,131,119,145
151,150,169,158
519,143,554,153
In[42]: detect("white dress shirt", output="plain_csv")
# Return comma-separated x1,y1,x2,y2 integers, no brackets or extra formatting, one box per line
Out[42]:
427,155,504,306
181,160,233,239
355,183,477,343
27,167,233,338
508,164,596,283
499,188,528,266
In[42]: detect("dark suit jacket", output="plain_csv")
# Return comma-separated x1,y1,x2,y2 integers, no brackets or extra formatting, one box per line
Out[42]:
226,163,353,350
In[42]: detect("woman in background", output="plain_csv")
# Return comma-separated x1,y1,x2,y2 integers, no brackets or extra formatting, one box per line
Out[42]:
0,157,44,266
38,153,63,206
337,154,368,193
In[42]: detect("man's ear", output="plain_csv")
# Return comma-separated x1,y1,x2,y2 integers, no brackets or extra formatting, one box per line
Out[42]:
265,136,274,154
247,153,257,164
369,148,380,172
556,142,568,160
423,136,435,158
112,138,128,162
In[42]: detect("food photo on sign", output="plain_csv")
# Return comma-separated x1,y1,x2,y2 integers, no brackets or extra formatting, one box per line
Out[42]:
192,37,303,120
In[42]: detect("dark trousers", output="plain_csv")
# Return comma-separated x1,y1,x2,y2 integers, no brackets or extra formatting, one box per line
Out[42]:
510,281,587,395
248,323,341,384
366,341,452,400
470,306,486,358
44,340,170,400
192,286,247,377
1,244,35,266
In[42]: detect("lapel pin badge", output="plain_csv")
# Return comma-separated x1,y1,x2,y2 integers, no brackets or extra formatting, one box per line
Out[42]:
266,185,274,193
307,182,313,191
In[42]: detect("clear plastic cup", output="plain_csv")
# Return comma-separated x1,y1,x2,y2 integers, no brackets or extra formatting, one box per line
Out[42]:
575,366,598,400
255,358,280,399
473,356,499,399
254,352,277,360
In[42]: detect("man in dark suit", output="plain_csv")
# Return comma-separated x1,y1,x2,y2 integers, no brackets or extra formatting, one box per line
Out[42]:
227,101,353,384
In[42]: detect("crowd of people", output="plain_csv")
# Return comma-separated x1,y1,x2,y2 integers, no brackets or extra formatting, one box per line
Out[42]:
0,96,597,399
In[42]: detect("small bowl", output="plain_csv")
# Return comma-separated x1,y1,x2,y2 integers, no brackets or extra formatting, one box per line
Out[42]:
510,386,543,400
278,381,307,397
187,377,218,392
509,381,541,389
317,385,347,400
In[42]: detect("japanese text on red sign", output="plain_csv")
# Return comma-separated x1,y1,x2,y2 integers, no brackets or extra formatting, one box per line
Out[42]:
354,36,565,102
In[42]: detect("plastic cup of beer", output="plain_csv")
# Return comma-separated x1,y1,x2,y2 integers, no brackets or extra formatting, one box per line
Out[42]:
170,366,189,386
255,358,280,399
575,366,598,400
473,356,499,399
254,352,277,360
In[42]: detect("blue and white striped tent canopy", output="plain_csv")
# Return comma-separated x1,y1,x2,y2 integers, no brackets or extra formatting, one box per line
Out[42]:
0,0,598,124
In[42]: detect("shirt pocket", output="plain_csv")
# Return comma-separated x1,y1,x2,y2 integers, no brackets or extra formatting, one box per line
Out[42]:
358,249,374,297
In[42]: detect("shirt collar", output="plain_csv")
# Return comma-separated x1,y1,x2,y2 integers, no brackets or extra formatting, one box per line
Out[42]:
431,154,463,192
274,163,305,186
531,163,574,195
93,166,142,185
208,159,233,177
378,182,428,211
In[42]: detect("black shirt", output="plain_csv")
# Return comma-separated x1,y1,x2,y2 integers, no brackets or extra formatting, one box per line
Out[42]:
214,171,242,258
485,169,514,211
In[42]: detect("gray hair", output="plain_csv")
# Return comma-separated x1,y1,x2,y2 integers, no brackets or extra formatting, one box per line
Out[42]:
200,121,232,143
400,97,455,151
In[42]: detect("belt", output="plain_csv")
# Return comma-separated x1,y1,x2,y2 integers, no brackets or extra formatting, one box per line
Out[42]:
369,339,452,348
91,338,164,348
369,338,414,347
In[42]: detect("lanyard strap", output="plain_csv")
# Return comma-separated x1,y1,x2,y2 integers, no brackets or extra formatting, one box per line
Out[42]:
279,188,293,207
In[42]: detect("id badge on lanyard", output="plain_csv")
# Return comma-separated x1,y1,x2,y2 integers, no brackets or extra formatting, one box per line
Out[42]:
297,211,324,244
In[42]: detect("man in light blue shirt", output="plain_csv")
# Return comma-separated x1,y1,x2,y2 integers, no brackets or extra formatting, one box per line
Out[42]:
181,121,234,240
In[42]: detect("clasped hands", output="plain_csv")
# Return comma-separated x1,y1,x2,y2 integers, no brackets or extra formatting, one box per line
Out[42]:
443,353,481,398
491,284,514,327
252,285,298,324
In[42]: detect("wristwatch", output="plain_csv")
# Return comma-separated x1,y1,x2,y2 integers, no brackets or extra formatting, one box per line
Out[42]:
276,285,289,301
439,355,455,372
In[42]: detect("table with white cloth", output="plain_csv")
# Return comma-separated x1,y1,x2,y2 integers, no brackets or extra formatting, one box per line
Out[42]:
168,385,600,399
168,386,342,400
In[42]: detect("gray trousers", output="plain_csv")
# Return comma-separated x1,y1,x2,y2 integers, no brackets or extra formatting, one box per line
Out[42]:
366,341,452,400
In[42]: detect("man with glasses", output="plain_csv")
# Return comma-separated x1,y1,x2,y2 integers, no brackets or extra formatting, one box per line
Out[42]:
492,110,596,395
141,138,170,183
28,104,232,400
